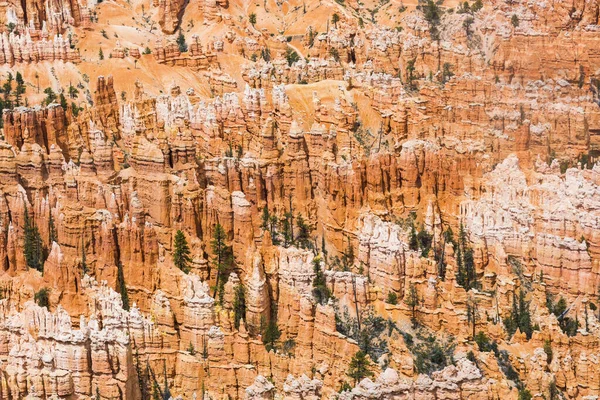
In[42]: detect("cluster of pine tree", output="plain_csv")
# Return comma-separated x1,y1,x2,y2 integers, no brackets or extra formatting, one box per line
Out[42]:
0,72,27,128
408,223,433,257
504,290,534,339
260,202,312,249
445,224,478,290
133,352,172,400
173,225,238,306
547,295,579,336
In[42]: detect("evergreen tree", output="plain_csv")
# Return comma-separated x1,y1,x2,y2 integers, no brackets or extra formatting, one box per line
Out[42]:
463,247,475,289
511,14,519,27
43,87,57,105
176,31,188,52
296,213,311,249
15,72,25,107
284,48,300,66
249,12,257,26
23,204,45,272
550,296,579,336
211,223,233,302
233,284,246,329
99,48,104,60
417,0,443,39
59,92,68,110
332,13,340,28
269,214,279,244
471,0,483,11
81,238,88,275
72,102,80,117
3,73,13,109
34,287,50,308
261,47,271,62
281,214,292,247
342,237,355,271
152,380,161,400
504,290,533,339
518,289,533,338
262,317,281,351
543,339,553,364
417,226,432,257
409,222,419,251
48,210,58,244
261,206,270,231
173,230,192,273
455,223,477,290
405,283,419,328
68,84,79,99
312,256,331,304
347,350,373,384
116,262,130,310
386,291,398,305
466,296,478,339
162,362,171,400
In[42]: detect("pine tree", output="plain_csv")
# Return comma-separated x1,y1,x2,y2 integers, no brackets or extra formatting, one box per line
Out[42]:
59,93,68,110
34,287,50,308
48,210,57,244
117,262,130,310
269,214,279,244
312,256,331,304
211,223,233,301
233,284,246,329
261,206,270,231
347,350,373,384
43,87,57,106
176,31,188,52
332,13,340,28
405,283,419,328
281,215,292,247
249,12,257,26
262,317,281,351
467,296,478,339
162,362,171,400
284,48,300,67
409,222,419,251
14,72,25,107
99,48,104,60
173,230,192,273
3,73,13,109
517,289,533,338
342,237,355,271
68,84,79,99
296,214,311,249
505,290,533,339
543,339,553,364
23,204,45,272
81,238,88,275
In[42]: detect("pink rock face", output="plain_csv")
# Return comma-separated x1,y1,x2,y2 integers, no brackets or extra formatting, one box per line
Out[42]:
0,32,80,65
157,0,187,34
1,0,600,398
153,36,218,70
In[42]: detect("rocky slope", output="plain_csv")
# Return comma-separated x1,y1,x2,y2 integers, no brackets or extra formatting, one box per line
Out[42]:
0,0,599,399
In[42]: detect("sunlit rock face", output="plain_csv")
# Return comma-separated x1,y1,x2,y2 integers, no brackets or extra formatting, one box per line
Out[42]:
1,0,600,398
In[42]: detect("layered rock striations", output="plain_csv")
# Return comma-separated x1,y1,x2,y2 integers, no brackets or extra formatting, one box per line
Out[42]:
0,0,599,399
